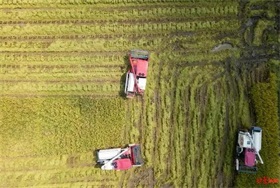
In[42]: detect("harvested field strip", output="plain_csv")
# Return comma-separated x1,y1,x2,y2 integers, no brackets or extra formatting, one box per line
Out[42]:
0,75,122,82
128,99,142,143
186,73,214,187
139,54,161,168
0,56,126,65
0,51,127,57
0,37,238,52
0,20,239,36
0,33,169,41
0,29,237,41
0,1,238,9
0,79,119,83
0,64,122,68
0,84,120,95
0,5,238,21
0,66,123,74
0,16,238,25
0,38,164,52
0,93,119,98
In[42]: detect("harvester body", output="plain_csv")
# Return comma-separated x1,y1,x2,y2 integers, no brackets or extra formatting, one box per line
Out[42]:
97,144,143,170
124,50,149,98
236,126,263,173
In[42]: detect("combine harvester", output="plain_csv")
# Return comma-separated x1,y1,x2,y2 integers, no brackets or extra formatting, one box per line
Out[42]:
236,126,264,173
124,49,149,98
96,144,143,170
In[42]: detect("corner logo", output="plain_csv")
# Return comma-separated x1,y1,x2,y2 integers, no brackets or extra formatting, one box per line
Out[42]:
256,177,279,184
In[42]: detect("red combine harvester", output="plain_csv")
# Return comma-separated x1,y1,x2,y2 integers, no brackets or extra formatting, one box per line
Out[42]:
96,144,143,170
236,126,264,173
124,50,149,98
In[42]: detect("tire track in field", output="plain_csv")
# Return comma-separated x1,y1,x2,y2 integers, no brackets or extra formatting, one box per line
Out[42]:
181,85,191,183
189,75,207,187
216,82,231,187
136,96,145,144
195,83,210,184
152,59,163,184
119,88,137,188
121,97,148,187
164,66,180,181
214,56,242,186
127,167,154,188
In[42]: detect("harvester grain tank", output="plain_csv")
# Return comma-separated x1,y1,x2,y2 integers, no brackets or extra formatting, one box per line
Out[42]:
124,50,149,98
97,144,143,170
236,126,263,173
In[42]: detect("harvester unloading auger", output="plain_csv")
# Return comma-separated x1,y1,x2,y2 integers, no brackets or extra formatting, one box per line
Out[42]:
236,126,264,173
124,50,149,98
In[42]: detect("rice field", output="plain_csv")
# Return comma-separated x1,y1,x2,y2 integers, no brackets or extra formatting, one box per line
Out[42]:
0,0,278,187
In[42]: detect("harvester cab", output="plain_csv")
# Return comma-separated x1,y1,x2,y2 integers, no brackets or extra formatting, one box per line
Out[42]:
96,144,143,170
236,126,263,173
124,50,149,98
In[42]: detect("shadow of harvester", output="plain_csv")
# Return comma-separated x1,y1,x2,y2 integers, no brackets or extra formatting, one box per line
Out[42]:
119,55,130,98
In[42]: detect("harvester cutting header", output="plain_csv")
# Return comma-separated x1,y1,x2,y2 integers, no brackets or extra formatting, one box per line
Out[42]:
124,49,149,98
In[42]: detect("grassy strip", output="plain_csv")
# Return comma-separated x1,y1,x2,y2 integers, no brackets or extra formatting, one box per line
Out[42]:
235,73,280,187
